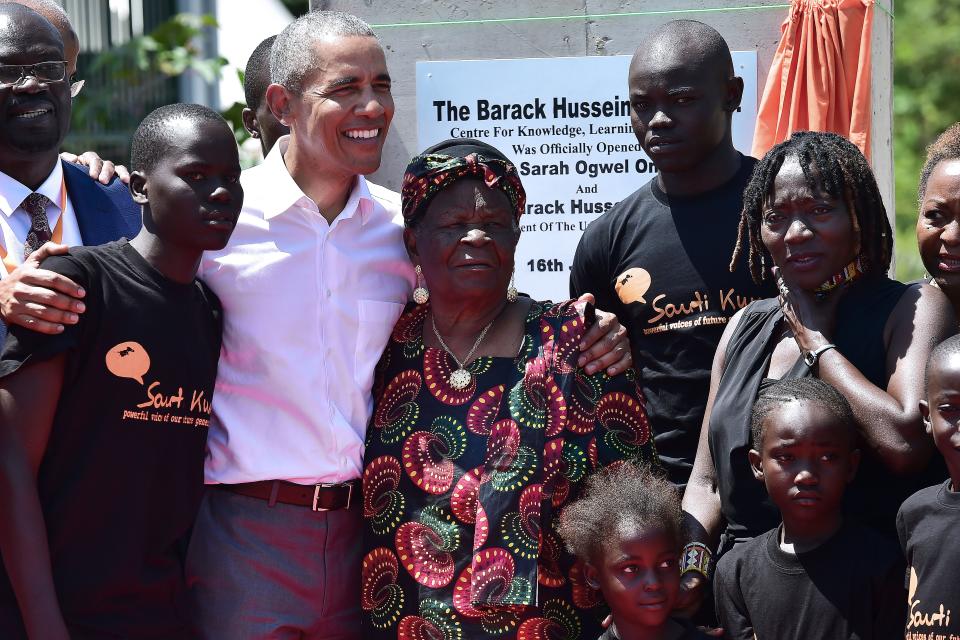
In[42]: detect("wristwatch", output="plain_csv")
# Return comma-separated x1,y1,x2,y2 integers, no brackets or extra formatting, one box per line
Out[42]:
804,343,837,367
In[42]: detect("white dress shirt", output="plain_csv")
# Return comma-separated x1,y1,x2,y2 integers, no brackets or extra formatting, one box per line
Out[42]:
200,136,415,485
0,161,81,275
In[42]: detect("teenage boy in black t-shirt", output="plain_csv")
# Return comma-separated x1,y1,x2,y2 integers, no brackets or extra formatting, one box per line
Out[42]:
0,104,242,639
571,20,775,490
714,379,905,640
898,335,960,639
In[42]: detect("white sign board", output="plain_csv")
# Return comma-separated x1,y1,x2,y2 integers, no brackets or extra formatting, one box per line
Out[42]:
416,53,758,301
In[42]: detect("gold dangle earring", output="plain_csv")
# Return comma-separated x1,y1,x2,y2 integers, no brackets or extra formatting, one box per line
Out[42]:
506,269,518,303
413,265,430,305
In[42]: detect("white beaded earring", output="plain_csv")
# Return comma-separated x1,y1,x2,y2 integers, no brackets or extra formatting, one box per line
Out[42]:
506,270,518,303
413,265,430,305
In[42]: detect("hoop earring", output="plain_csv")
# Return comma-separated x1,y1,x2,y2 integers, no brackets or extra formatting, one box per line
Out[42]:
506,270,518,303
413,265,430,305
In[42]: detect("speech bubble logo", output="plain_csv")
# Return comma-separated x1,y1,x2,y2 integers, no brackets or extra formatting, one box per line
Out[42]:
105,341,151,385
615,267,652,305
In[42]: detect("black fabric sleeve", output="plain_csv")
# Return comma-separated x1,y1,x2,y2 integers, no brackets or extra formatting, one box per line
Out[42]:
713,554,755,640
569,225,609,304
895,505,908,554
895,506,910,591
0,255,91,378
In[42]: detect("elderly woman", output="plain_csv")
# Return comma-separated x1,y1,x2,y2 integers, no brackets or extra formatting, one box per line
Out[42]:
679,132,955,611
916,123,960,319
360,139,658,639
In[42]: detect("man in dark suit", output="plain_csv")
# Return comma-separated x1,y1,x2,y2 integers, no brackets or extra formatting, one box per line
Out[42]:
0,4,140,343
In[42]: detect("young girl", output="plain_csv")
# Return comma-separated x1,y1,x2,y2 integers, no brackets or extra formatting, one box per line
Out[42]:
558,463,711,640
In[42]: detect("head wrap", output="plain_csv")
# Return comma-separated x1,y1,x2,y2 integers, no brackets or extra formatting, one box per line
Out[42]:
401,138,526,227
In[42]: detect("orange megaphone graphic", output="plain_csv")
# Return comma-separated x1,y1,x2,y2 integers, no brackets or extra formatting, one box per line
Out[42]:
105,341,150,385
615,267,652,305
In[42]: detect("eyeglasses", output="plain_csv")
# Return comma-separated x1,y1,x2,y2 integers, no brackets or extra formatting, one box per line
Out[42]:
0,61,67,87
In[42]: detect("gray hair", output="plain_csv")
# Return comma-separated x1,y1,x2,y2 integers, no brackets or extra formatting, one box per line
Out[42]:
270,10,377,93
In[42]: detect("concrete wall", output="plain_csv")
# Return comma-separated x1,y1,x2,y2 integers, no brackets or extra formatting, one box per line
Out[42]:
311,0,894,217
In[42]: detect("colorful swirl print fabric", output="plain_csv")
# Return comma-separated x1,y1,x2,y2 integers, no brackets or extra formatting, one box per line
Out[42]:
361,299,659,639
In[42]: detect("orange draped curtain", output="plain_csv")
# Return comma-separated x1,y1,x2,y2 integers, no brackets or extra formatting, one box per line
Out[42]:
752,0,875,160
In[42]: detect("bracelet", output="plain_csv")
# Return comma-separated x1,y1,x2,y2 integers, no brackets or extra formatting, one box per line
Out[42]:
681,541,713,580
803,343,837,367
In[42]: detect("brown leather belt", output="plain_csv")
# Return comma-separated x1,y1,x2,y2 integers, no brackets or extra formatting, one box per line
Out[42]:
219,479,359,511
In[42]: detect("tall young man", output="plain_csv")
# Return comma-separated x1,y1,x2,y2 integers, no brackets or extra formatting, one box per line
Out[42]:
571,20,775,489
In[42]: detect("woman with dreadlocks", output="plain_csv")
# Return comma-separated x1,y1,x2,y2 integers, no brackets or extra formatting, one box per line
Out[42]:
677,131,954,615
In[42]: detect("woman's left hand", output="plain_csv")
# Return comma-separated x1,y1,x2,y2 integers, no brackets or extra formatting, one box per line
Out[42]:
574,293,632,376
774,266,838,354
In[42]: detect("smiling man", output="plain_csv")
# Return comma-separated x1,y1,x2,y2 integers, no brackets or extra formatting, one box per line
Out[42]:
571,20,775,492
0,4,139,344
182,13,405,639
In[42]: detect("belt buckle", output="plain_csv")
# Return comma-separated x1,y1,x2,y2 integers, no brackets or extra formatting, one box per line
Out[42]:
312,482,353,512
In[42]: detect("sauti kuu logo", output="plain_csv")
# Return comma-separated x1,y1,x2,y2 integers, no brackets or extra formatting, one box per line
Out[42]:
106,341,212,426
615,266,759,335
907,565,952,631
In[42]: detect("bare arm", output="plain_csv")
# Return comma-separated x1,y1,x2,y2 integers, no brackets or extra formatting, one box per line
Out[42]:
675,307,745,614
0,355,70,639
790,283,955,474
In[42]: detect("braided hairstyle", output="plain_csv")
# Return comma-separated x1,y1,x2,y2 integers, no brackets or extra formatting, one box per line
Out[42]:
750,378,856,450
730,131,892,285
918,122,960,207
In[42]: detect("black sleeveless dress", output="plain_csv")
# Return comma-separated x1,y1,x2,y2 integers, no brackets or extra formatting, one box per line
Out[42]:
707,275,944,546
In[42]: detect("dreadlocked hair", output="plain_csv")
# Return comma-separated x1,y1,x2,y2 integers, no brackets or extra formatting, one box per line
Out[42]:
918,123,960,207
557,462,683,564
730,131,892,285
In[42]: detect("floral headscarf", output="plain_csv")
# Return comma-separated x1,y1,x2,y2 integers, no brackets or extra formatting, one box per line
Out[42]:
401,138,526,227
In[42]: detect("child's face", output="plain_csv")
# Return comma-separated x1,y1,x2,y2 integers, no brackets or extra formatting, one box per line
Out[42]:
922,353,960,480
586,524,680,631
749,400,859,524
142,119,243,252
917,159,960,292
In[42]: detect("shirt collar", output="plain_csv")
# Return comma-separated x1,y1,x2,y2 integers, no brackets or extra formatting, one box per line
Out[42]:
0,160,63,219
261,135,375,226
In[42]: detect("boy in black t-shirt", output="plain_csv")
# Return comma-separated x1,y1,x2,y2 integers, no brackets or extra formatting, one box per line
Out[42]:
714,378,905,640
0,104,242,639
558,463,712,640
897,335,960,639
571,20,774,492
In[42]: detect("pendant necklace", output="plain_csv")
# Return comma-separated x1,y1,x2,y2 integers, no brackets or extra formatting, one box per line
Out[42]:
431,313,495,390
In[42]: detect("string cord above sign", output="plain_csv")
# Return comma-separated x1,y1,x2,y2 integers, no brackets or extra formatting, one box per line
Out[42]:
371,2,892,29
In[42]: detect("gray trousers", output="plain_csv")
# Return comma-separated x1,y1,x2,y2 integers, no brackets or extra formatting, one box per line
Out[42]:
186,488,362,640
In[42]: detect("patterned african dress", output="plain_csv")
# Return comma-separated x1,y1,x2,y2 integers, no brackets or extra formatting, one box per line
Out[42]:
361,299,659,640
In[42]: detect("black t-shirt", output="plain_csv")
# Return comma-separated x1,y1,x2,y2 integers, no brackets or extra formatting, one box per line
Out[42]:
0,240,222,639
715,521,906,640
570,155,775,485
897,479,960,639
